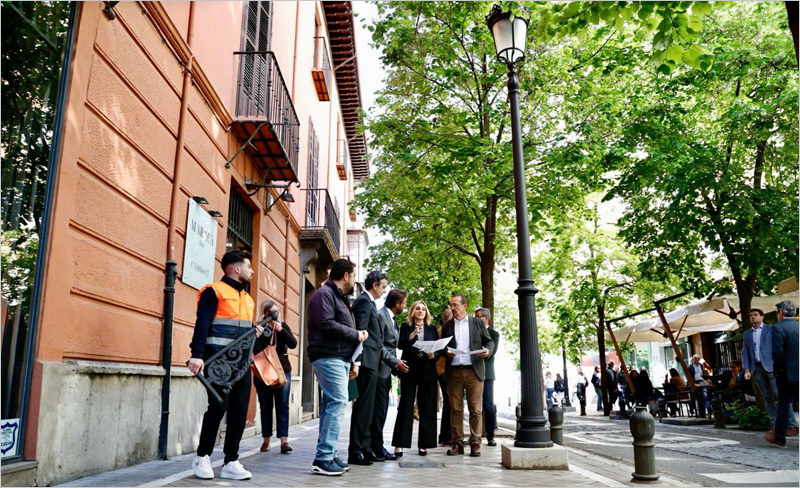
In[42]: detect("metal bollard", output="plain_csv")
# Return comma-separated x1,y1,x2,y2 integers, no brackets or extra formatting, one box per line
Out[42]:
548,404,564,445
630,406,660,481
711,396,727,429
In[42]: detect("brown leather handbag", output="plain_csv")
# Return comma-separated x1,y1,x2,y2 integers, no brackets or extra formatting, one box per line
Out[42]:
252,327,286,389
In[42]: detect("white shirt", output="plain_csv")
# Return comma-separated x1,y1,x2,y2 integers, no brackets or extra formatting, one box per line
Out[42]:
451,315,472,366
752,324,763,363
545,376,555,389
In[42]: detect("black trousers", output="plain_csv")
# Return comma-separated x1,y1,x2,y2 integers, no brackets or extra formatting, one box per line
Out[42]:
483,379,496,439
349,366,378,455
392,375,438,449
197,372,252,464
369,374,392,454
438,374,451,443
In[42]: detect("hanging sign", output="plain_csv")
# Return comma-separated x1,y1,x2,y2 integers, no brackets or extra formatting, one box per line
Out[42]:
1,418,20,458
182,198,218,290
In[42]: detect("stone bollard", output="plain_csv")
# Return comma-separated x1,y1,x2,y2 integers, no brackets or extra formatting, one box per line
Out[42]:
630,406,659,481
548,404,564,445
711,397,727,429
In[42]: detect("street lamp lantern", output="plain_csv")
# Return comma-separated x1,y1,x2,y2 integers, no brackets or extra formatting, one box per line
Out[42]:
486,4,529,65
486,4,552,449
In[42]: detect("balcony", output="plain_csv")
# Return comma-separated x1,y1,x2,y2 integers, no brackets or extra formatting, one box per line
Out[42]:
300,189,341,264
311,36,331,102
232,51,300,182
336,139,348,180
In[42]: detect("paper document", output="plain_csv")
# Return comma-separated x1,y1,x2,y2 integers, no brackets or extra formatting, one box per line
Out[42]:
351,342,363,363
412,337,451,354
447,347,487,356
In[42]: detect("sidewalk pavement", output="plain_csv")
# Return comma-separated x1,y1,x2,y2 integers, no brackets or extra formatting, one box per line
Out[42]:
60,405,694,487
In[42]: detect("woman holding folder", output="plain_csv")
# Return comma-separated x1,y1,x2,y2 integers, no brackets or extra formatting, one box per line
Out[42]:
392,300,441,456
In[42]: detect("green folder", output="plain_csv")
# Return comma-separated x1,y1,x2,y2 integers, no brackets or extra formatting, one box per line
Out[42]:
348,378,359,401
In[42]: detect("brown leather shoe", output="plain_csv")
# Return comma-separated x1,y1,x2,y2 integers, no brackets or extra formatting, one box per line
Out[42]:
470,443,481,457
787,427,799,436
260,438,270,452
446,444,464,456
765,431,787,448
280,442,292,453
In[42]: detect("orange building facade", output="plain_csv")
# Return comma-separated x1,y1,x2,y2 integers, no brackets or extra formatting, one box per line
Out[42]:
11,2,369,485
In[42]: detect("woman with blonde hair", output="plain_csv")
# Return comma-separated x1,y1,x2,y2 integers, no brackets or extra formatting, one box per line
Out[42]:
392,300,440,456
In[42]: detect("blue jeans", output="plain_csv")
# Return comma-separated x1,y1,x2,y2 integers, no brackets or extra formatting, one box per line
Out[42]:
594,386,603,410
255,373,291,438
753,363,798,428
546,388,554,408
312,358,350,461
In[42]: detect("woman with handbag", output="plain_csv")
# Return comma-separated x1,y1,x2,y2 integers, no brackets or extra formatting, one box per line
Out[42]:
392,300,440,457
253,300,297,454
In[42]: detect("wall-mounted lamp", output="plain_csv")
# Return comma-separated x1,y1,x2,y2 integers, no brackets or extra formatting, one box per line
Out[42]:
208,210,223,218
103,1,119,20
192,196,209,205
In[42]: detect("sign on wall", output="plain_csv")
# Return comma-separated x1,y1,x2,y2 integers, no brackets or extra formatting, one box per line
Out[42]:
182,198,218,290
1,418,20,458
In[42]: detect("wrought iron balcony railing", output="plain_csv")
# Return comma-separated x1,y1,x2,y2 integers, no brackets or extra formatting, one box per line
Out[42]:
232,51,300,182
302,188,341,255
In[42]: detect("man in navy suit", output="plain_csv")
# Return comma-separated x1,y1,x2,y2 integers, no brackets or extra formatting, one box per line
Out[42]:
742,308,798,432
766,301,800,448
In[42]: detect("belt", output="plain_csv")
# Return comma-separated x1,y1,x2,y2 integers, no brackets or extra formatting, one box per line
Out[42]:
451,365,473,369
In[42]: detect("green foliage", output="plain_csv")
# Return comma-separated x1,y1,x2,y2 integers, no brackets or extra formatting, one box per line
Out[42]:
525,1,717,75
731,400,771,431
603,1,798,325
1,227,39,319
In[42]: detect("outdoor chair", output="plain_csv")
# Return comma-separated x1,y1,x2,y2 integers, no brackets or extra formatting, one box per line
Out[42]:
663,383,694,417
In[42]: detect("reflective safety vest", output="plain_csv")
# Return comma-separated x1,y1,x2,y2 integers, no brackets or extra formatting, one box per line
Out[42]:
197,281,255,356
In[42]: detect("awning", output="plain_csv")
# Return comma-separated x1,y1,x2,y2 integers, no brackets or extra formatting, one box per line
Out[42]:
606,290,799,344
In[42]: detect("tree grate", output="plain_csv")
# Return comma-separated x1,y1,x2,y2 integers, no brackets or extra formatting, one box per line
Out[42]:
399,462,446,468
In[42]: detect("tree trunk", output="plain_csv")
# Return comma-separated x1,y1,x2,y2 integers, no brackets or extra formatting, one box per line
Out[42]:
481,194,498,324
597,304,611,416
736,273,757,331
787,1,799,64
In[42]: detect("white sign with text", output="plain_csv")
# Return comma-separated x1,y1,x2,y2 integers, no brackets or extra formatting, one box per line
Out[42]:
1,418,20,458
181,198,218,290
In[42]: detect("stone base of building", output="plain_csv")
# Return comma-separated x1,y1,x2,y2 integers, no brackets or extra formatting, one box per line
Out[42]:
501,442,569,470
0,460,38,487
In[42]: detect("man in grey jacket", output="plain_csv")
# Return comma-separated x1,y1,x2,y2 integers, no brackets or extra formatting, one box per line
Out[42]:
369,289,409,460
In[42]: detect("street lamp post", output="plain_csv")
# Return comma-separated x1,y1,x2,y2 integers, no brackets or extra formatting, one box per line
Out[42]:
561,343,572,408
486,5,552,449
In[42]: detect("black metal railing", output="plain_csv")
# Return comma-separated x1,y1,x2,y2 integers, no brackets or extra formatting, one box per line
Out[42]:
302,188,341,254
234,51,300,173
313,36,331,92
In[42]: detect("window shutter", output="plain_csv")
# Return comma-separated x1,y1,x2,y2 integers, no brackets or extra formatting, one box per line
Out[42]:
241,1,272,113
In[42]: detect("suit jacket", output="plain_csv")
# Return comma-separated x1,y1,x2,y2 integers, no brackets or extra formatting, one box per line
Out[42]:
376,306,401,378
485,327,500,381
352,291,383,370
397,322,440,382
743,324,773,373
771,318,799,383
440,315,494,381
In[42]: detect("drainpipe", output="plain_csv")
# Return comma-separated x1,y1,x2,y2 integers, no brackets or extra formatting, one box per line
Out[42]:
159,1,196,460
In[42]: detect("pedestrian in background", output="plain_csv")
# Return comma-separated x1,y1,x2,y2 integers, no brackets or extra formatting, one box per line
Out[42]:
766,301,800,448
591,366,603,411
475,307,500,446
544,371,555,408
254,300,297,454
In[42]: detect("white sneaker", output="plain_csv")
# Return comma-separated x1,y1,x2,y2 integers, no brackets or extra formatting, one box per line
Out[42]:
192,454,214,479
220,460,252,480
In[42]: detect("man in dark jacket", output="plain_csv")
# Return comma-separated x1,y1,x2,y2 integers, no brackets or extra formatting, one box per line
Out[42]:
307,258,368,476
475,307,500,446
441,295,494,457
349,271,410,464
766,301,799,448
606,362,619,408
